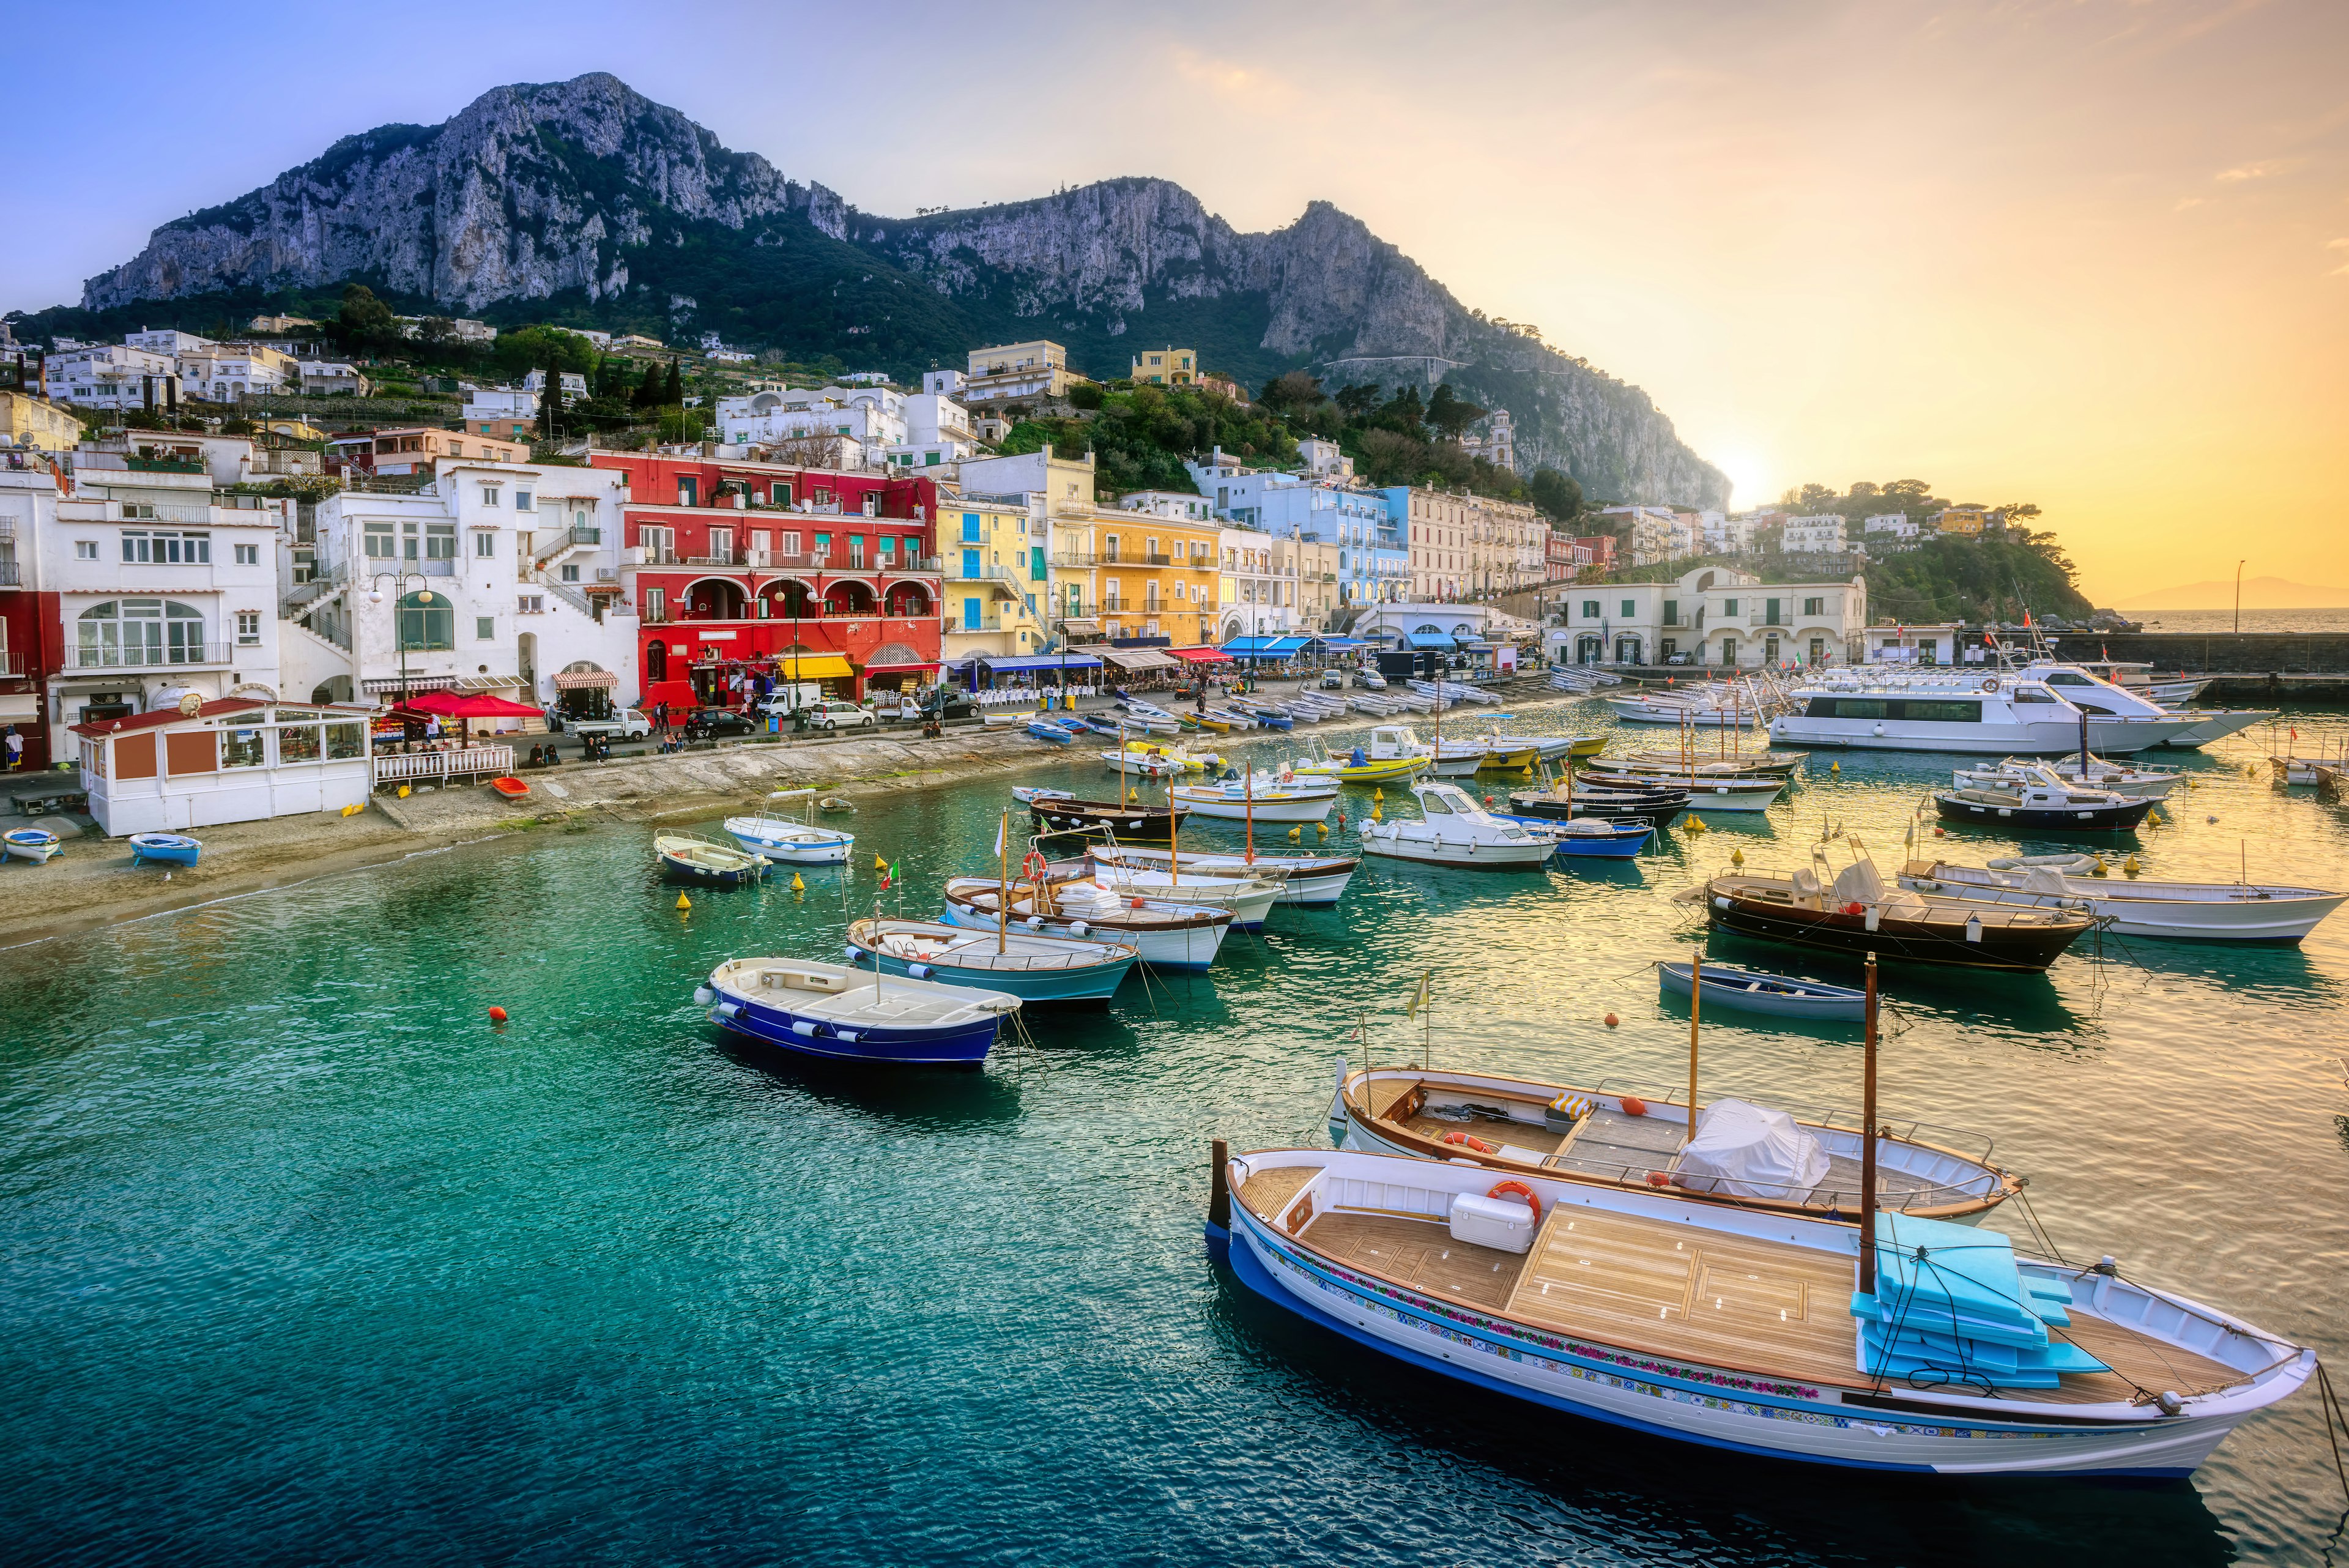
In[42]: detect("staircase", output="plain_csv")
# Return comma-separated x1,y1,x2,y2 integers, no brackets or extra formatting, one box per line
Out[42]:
532,524,600,567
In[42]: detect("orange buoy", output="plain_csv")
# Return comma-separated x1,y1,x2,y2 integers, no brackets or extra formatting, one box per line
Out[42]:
488,1006,508,1023
1603,1012,1619,1028
1646,1170,1671,1187
1620,1095,1647,1116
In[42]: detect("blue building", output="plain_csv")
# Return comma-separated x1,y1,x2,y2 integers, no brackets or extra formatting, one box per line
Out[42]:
1185,455,1406,606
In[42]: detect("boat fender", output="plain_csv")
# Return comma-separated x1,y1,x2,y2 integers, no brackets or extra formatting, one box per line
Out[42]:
1025,916,1045,930
845,945,861,960
1619,1096,1647,1117
907,964,932,979
714,1001,742,1021
694,986,715,1006
1842,901,1866,915
1646,1171,1672,1187
793,1021,817,1037
1439,1131,1496,1154
1069,921,1090,937
1486,1180,1541,1222
836,1030,860,1044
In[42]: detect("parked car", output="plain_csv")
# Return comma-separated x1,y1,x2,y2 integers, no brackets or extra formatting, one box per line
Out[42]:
1319,669,1345,689
804,700,876,732
567,707,653,741
685,707,757,738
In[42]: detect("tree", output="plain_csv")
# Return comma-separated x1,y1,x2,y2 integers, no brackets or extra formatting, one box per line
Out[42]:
336,283,397,352
631,361,667,411
663,360,685,406
1372,384,1427,435
1333,382,1380,418
1528,466,1583,524
536,360,566,442
1425,383,1487,442
493,325,596,380
1256,370,1324,417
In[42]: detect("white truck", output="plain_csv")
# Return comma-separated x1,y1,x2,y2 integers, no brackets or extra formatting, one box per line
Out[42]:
566,707,652,741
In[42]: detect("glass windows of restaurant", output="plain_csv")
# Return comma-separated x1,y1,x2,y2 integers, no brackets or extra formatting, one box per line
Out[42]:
221,727,266,768
325,721,365,760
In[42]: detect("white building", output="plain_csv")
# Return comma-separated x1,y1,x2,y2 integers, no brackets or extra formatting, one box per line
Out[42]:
921,370,967,398
1781,515,1850,555
1115,489,1217,523
1295,437,1355,481
885,392,978,473
284,461,637,712
521,368,590,398
73,696,374,836
464,387,541,431
1214,524,1296,641
715,384,916,469
43,344,177,411
1546,565,1868,669
1459,408,1516,472
177,343,297,401
298,362,371,396
1863,513,1921,545
1601,505,1687,568
124,329,214,355
1863,623,1967,664
1351,600,1540,651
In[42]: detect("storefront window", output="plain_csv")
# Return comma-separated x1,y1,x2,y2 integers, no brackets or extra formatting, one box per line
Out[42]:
324,723,365,760
222,727,266,768
278,724,323,763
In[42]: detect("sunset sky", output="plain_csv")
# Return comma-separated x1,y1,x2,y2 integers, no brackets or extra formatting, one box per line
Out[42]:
7,1,2343,604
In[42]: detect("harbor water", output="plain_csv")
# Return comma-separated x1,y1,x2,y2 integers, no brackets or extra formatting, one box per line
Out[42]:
4,700,2347,1566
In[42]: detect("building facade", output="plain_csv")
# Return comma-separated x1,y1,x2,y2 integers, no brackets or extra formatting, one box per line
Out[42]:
940,492,1050,662
1130,347,1197,385
1781,515,1849,555
1548,565,1868,669
1393,487,1544,600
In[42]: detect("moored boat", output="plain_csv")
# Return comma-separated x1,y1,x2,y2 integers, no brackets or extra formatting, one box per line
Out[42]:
1073,865,1283,930
1026,793,1190,838
1689,853,2095,970
1898,858,2349,943
1085,844,1357,906
725,788,855,864
1168,779,1337,822
1954,756,2183,800
1579,767,1785,813
700,956,1020,1066
1026,719,1078,745
1502,816,1652,858
2,827,62,864
1932,765,2156,832
939,877,1233,970
845,916,1138,1003
1657,960,1866,1020
127,831,202,867
1357,781,1553,870
656,833,768,886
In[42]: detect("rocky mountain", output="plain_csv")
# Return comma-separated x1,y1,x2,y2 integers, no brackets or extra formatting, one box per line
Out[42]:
75,74,1726,507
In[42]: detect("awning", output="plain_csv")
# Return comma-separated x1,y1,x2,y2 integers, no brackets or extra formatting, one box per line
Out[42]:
1168,645,1234,664
1406,633,1457,650
552,670,618,690
1056,618,1101,634
451,674,524,693
776,653,855,680
1098,647,1180,672
981,654,1104,672
1318,636,1368,650
398,691,543,719
1222,636,1310,658
361,673,461,694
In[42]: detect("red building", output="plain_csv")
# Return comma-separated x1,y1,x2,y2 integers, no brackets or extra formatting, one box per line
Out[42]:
590,452,943,712
1,466,65,770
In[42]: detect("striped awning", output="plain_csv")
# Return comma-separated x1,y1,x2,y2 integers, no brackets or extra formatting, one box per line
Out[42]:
360,672,460,694
552,670,618,690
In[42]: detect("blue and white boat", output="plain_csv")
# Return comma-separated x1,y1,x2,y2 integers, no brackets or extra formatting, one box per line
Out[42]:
128,832,202,867
3,827,62,864
656,833,766,886
724,789,854,865
1027,720,1078,745
1658,960,1867,1020
1209,1145,2312,1477
701,956,1021,1066
847,916,1138,1004
940,875,1232,970
1496,814,1652,860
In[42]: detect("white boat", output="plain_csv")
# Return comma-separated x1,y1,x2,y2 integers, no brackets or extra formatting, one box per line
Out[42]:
1576,768,1786,813
1769,670,2203,755
3,827,64,863
939,876,1233,970
1086,844,1357,906
979,709,1044,727
1608,749,1803,778
1077,867,1283,929
1170,780,1338,822
1899,857,2349,943
1212,1145,2313,1476
1605,693,1762,727
1953,757,2182,800
2017,660,2265,748
724,788,855,864
1357,781,1554,869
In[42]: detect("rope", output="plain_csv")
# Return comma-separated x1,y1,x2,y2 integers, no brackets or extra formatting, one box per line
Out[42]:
2318,1359,2349,1509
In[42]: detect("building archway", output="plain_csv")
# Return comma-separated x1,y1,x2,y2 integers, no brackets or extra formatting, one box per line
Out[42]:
883,580,931,617
762,579,818,619
825,579,877,616
1575,633,1603,665
685,578,745,620
1612,634,1642,664
309,675,354,705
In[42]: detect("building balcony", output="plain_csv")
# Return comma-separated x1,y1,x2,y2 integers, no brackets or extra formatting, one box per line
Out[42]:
0,561,19,587
72,642,234,671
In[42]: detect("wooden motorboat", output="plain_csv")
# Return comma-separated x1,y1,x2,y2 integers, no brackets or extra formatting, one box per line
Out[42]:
1580,767,1786,813
1933,765,2156,832
1085,844,1357,907
1507,787,1687,831
1689,853,2095,970
1025,793,1189,838
1211,1145,2311,1475
846,916,1138,1004
1430,740,1540,777
656,833,768,886
1899,858,2349,943
1293,724,1435,783
700,956,1019,1066
727,788,855,865
1169,780,1337,823
1328,1064,2010,1219
3,827,62,864
1611,749,1805,778
1357,781,1553,869
127,831,201,867
1657,960,1865,1020
1099,740,1222,776
939,877,1233,971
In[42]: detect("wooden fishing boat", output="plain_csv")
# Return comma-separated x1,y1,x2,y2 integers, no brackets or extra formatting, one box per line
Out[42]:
1657,960,1866,1020
1579,768,1786,813
1209,1145,2312,1475
1954,757,2183,800
1072,865,1283,930
700,956,1019,1066
1430,740,1540,777
1505,816,1652,859
938,877,1233,970
1608,750,1804,778
1169,779,1337,823
1085,844,1358,907
1690,856,2094,970
1898,858,2349,943
656,833,768,886
1933,766,2156,832
1025,793,1190,837
1327,1064,2009,1219
1507,786,1687,831
726,788,855,865
1357,781,1553,870
1026,720,1078,745
845,916,1138,1004
3,827,62,864
127,831,201,867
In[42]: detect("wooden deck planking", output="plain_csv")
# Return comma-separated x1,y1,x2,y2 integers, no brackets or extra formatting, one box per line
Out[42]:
1365,1079,1419,1121
1236,1164,1319,1223
2027,1310,2246,1405
1394,1112,1567,1161
1302,1211,1525,1309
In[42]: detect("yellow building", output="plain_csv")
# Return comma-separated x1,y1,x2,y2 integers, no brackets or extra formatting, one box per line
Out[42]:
941,494,1050,662
1932,506,1988,535
0,390,86,454
1092,515,1220,646
963,340,1086,402
1129,347,1197,386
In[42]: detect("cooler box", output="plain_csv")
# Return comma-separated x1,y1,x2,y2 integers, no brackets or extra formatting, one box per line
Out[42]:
1448,1191,1537,1253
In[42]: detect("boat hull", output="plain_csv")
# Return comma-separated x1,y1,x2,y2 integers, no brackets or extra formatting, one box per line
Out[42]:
1658,961,1865,1019
1031,801,1190,837
659,852,764,886
710,995,1000,1066
127,833,201,867
1932,793,2156,833
1705,895,2082,970
1358,830,1554,870
937,898,1228,970
1897,873,2349,943
1089,849,1356,907
1579,776,1782,813
1169,791,1336,823
3,831,62,863
855,946,1134,1003
1508,794,1687,831
2158,709,2270,748
722,818,853,864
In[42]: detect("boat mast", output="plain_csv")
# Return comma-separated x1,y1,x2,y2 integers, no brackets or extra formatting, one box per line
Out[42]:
1168,772,1179,886
1685,945,1701,1150
1244,759,1255,866
998,808,1010,955
1858,951,1879,1295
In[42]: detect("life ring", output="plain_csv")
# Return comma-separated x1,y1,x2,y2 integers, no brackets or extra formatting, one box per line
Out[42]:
1020,850,1048,882
1486,1180,1541,1221
1982,677,1999,693
1439,1131,1495,1154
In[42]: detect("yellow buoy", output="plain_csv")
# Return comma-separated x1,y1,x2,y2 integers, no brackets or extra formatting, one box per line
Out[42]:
2089,857,2109,877
1731,847,1744,865
675,893,692,911
1286,825,1302,841
1683,817,1707,836
1372,786,1384,802
874,853,888,870
1315,820,1329,838
1829,761,1839,773
1370,804,1384,821
790,872,806,892
2123,855,2141,875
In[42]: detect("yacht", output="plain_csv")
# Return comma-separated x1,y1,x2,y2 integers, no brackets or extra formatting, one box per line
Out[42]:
1768,670,2202,755
2008,660,2269,749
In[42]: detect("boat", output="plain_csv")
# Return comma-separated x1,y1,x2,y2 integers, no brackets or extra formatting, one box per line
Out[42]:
1953,757,2183,800
700,956,1020,1066
1507,785,1687,831
1026,793,1190,838
1329,1064,2008,1219
1505,816,1652,859
1085,844,1358,907
1169,779,1338,823
980,709,1045,727
1608,750,1805,779
845,916,1139,1004
725,789,856,864
1026,720,1078,745
818,796,856,813
1099,741,1223,777
1210,1144,2312,1475
1689,850,2095,970
3,827,62,864
1898,857,2349,943
490,776,530,799
1357,781,1554,870
127,831,201,867
1657,960,1866,1020
1479,732,1606,761
1932,766,2158,832
1768,670,2204,755
1071,866,1283,930
2011,658,2269,749
1292,724,1436,784
1430,740,1541,778
656,833,768,886
1605,692,1763,727
1578,767,1785,813
939,877,1233,970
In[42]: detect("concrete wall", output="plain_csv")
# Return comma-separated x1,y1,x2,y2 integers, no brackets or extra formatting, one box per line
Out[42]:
2046,632,2349,675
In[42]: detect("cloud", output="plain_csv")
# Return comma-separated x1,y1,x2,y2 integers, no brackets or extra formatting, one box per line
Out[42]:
2214,160,2285,182
2173,196,2205,211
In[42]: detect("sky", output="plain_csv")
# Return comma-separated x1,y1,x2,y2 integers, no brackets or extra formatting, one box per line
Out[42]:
5,0,2344,605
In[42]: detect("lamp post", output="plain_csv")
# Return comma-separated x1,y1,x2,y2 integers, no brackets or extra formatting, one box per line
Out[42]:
2234,559,2246,636
368,570,431,746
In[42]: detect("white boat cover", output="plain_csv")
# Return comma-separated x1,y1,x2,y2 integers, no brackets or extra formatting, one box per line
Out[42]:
1677,1099,1830,1200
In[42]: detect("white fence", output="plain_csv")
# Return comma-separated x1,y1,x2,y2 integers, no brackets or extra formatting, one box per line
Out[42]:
973,684,1099,707
374,745,514,786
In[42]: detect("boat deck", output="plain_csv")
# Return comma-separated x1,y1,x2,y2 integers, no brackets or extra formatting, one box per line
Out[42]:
725,964,997,1025
1241,1162,2238,1403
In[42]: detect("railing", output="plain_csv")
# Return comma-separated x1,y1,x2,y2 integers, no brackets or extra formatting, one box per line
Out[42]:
0,561,19,586
629,547,681,566
374,745,514,786
0,655,17,675
1143,553,1172,566
1052,551,1098,567
113,502,214,524
533,524,600,564
541,579,597,618
73,641,234,670
685,551,744,567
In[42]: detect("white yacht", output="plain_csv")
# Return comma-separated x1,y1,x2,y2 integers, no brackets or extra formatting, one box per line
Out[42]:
2008,660,2270,749
1769,670,2202,755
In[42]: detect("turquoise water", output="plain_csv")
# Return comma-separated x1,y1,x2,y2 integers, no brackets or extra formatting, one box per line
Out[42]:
4,702,2347,1566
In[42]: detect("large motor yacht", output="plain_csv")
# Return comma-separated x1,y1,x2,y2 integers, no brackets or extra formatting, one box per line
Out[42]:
2006,659,2271,749
1767,669,2203,754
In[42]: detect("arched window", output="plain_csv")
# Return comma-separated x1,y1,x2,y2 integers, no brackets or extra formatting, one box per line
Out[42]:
645,642,667,682
398,590,453,652
78,598,206,667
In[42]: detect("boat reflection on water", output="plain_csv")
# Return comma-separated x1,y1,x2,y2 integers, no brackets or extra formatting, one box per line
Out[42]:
709,1031,1028,1126
1697,931,2089,1037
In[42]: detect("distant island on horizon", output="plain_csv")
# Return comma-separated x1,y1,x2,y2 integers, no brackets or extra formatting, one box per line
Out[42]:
2112,575,2349,611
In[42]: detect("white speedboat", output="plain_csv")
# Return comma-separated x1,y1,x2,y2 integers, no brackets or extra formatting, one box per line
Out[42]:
1953,757,2183,800
1899,856,2349,943
1357,781,1553,869
1170,779,1338,822
1086,844,1357,906
1605,693,1761,727
940,877,1232,970
2015,660,2267,749
1077,867,1283,930
724,788,855,864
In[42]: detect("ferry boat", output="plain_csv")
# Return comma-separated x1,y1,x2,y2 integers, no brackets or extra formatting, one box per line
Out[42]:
1768,671,2201,755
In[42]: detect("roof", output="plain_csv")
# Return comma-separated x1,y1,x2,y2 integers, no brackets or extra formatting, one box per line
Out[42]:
68,698,374,738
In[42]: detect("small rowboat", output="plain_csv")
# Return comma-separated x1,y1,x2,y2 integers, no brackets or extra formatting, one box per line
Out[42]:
1500,815,1653,860
656,833,768,886
1026,793,1189,838
700,956,1020,1066
1657,960,1865,1020
490,776,530,799
726,789,855,865
1026,720,1078,745
847,916,1139,1004
128,831,202,868
3,827,62,864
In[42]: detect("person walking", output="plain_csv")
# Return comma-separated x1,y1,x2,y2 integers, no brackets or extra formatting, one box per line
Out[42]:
4,724,21,771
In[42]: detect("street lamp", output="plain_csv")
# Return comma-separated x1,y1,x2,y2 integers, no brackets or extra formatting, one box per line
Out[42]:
369,570,432,746
2234,559,2246,636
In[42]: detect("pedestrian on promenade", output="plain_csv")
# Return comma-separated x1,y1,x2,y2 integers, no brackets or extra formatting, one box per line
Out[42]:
4,724,20,771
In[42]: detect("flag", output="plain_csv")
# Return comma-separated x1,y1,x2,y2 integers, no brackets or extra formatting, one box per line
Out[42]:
2023,608,2033,628
878,858,897,890
993,816,1005,858
1405,969,1432,1019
